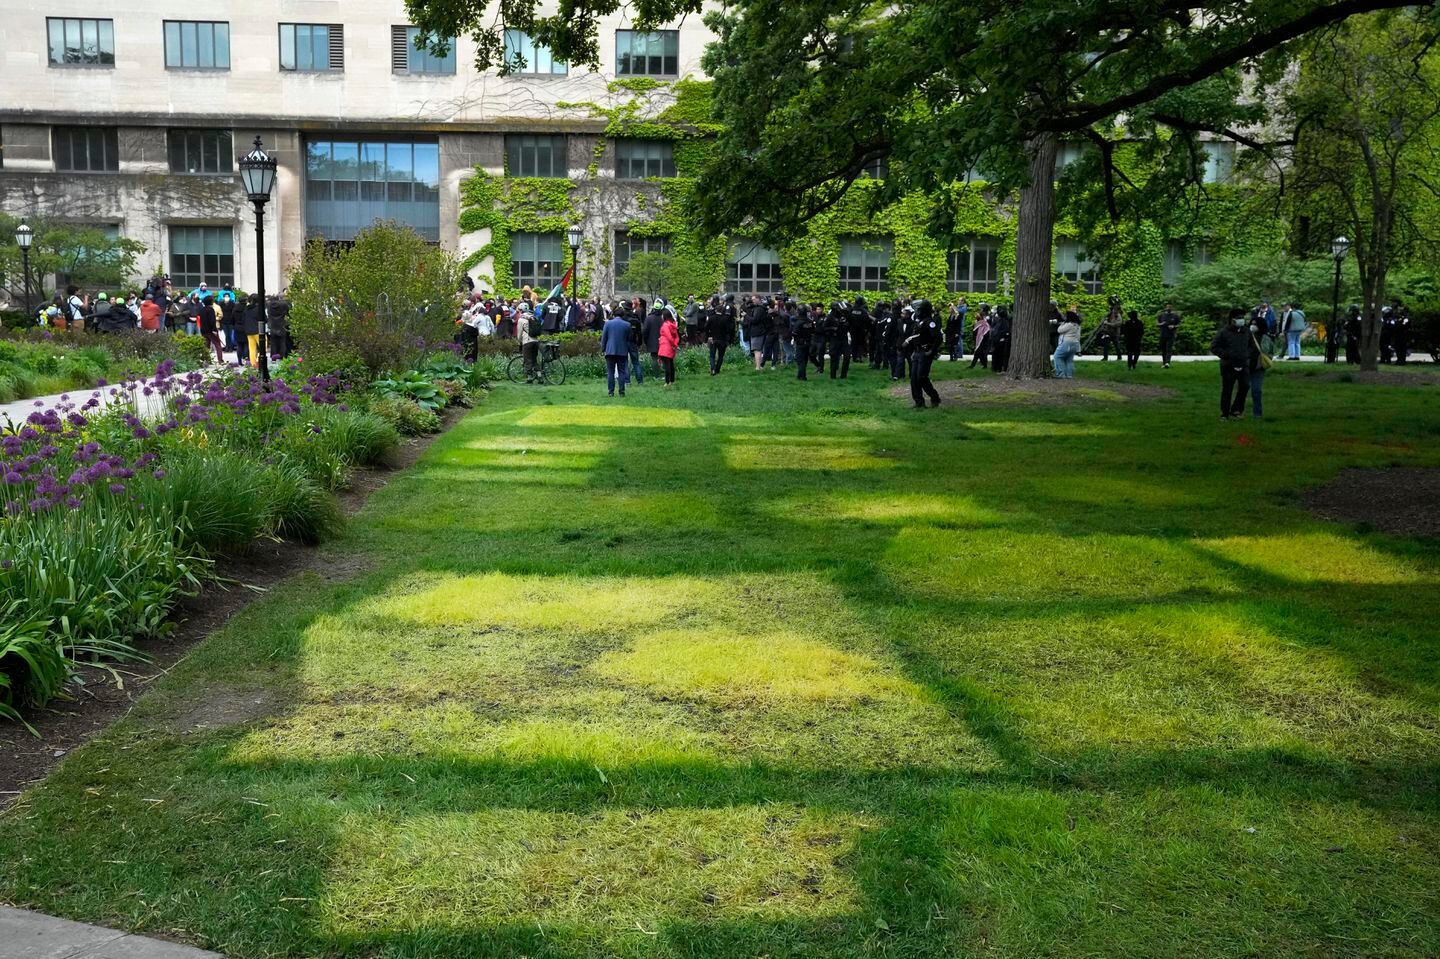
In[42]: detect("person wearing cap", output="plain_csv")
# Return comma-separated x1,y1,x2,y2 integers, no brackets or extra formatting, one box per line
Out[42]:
92,291,113,331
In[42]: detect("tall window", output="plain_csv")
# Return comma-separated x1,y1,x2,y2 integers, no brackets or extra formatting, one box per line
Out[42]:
511,232,564,290
614,231,672,293
1201,142,1236,183
503,29,566,74
860,157,888,180
280,24,344,71
1054,239,1102,294
168,130,233,174
169,226,234,289
838,237,891,291
164,21,230,69
726,242,783,295
506,135,567,177
947,236,999,293
614,140,675,179
391,26,455,74
616,30,678,77
47,18,114,66
53,127,118,172
305,139,440,242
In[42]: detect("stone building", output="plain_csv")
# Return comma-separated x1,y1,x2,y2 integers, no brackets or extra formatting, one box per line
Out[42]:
0,0,720,297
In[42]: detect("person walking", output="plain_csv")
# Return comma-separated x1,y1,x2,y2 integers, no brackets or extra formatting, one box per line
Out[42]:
707,294,737,375
1156,302,1182,368
1052,307,1082,378
601,309,631,397
626,299,646,385
1122,308,1144,370
1211,309,1252,420
1281,302,1307,360
969,305,991,369
905,299,943,408
658,309,680,387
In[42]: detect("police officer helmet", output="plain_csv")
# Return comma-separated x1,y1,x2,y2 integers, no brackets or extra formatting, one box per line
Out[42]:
854,296,867,308
723,292,735,303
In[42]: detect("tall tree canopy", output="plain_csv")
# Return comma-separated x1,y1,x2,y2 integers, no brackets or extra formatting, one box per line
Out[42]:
408,0,1437,375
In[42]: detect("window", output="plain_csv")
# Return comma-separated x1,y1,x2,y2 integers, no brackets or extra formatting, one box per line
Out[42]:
1163,240,1184,287
1057,141,1090,170
614,231,673,293
54,224,121,290
506,135,567,177
164,21,230,69
838,237,891,291
52,127,118,172
511,232,564,290
1201,141,1235,184
503,29,566,75
1193,241,1213,267
47,18,114,66
169,226,234,289
1054,239,1102,294
947,236,999,293
860,157,888,180
167,130,233,174
616,30,678,77
614,140,675,179
392,26,455,75
280,24,343,72
725,242,783,295
305,138,440,242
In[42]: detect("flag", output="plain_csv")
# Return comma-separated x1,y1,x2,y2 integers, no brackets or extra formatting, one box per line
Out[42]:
544,266,574,302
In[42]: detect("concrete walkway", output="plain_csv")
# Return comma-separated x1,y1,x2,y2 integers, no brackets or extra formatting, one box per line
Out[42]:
0,905,223,958
0,352,248,428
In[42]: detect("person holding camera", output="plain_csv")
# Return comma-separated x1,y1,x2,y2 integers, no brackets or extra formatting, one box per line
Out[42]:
1156,303,1182,368
1095,296,1123,361
1052,306,1082,378
1212,308,1252,420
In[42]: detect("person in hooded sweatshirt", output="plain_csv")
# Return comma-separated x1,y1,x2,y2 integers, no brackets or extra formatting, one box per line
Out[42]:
1211,308,1252,420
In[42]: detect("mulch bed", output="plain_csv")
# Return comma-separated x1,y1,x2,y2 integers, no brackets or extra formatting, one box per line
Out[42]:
888,376,1175,405
1304,467,1440,539
0,405,469,803
1301,369,1440,387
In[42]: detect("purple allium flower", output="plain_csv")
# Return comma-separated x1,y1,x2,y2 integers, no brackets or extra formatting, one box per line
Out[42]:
152,468,167,479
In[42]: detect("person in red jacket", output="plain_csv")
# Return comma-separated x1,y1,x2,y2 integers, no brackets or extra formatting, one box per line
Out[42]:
658,311,680,387
138,294,164,332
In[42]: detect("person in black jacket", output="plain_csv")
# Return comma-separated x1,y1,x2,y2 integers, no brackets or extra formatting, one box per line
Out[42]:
791,304,818,380
1343,304,1362,364
848,297,871,365
905,299,943,408
626,299,646,385
891,304,913,380
643,303,665,375
746,297,771,371
1156,302,1182,368
989,307,1012,374
707,294,737,375
268,294,292,360
1211,308,1251,419
241,293,265,370
822,301,851,379
219,292,242,364
1121,309,1145,370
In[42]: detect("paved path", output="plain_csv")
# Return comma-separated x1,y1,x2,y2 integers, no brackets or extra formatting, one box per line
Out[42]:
0,353,247,428
0,905,223,958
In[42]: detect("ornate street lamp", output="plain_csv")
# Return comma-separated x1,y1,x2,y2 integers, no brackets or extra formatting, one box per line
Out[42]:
1327,235,1349,364
14,220,34,321
238,136,279,383
567,224,583,300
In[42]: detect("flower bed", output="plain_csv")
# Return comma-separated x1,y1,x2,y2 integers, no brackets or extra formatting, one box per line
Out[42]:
0,360,415,727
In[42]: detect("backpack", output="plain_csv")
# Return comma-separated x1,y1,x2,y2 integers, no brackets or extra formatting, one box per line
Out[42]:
527,313,543,338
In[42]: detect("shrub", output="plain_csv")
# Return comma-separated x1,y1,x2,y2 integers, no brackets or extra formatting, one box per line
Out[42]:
373,370,447,411
371,395,441,435
261,460,344,544
0,609,65,728
287,222,463,376
156,447,274,554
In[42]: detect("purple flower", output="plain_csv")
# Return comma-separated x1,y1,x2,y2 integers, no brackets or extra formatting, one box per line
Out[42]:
152,468,167,479
65,496,82,509
108,483,126,494
2,472,22,484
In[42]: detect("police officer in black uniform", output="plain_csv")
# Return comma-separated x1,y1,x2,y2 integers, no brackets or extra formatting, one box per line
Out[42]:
890,304,912,380
905,299,943,408
708,293,737,374
990,306,1012,374
791,302,818,380
848,296,871,365
822,301,851,379
870,302,889,369
1344,304,1362,364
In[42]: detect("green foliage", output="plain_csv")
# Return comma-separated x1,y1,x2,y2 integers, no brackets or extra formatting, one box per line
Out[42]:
373,370,448,411
1169,252,1361,322
261,459,345,545
287,222,463,376
0,607,63,728
158,447,276,554
0,215,146,303
371,394,442,435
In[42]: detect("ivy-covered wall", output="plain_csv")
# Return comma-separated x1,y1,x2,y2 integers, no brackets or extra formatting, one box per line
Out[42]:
457,78,1242,318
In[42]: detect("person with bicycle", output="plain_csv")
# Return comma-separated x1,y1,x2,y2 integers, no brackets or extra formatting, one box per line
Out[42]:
518,305,541,383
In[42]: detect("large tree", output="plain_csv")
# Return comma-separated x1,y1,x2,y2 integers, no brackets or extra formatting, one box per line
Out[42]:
408,0,1436,376
1271,10,1440,370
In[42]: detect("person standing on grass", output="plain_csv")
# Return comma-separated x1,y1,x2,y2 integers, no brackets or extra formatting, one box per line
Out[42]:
1212,308,1251,420
644,301,665,376
990,306,1012,374
946,298,967,362
1052,307,1082,379
792,303,818,381
747,296,770,371
1156,302,1182,368
708,293,737,375
518,305,541,382
626,298,647,386
658,308,680,388
1122,309,1145,370
969,304,991,369
905,299,943,408
1246,311,1275,419
1281,302,1307,361
602,308,631,397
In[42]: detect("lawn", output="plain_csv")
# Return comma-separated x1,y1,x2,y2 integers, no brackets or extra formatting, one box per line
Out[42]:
2,359,1438,958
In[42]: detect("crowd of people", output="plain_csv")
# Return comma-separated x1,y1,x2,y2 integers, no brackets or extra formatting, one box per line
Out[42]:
31,277,292,368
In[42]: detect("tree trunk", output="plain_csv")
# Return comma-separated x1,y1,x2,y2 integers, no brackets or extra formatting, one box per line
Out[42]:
1009,133,1059,379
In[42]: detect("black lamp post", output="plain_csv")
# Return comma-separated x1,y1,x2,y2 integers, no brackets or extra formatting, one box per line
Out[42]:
14,220,34,321
1327,234,1349,364
567,224,583,300
238,136,278,383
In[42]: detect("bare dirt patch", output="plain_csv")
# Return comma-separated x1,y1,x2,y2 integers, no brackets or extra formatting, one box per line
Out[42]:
1304,467,1440,539
889,376,1175,405
0,405,469,802
1303,369,1440,387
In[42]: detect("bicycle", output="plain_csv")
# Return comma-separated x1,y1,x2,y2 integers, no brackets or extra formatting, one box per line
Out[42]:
505,340,568,385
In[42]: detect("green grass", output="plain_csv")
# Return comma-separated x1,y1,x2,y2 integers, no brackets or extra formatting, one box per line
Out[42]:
2,359,1439,958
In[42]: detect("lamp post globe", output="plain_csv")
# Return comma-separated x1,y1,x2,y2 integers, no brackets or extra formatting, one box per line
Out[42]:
15,220,34,319
238,137,278,384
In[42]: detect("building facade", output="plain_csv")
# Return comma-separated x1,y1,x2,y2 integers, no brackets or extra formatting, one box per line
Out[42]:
0,0,719,297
